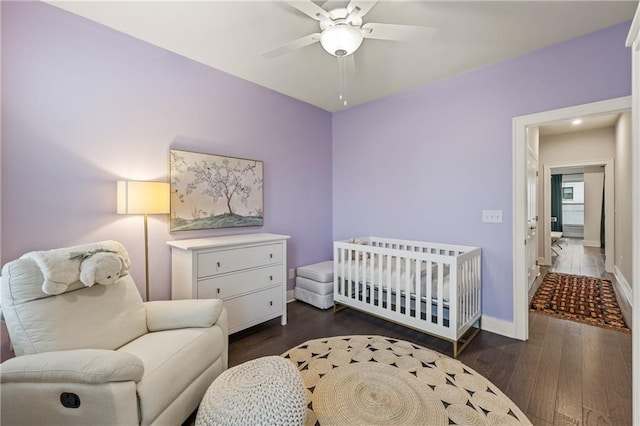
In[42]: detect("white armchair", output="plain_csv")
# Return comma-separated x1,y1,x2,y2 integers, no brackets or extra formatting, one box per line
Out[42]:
0,242,228,426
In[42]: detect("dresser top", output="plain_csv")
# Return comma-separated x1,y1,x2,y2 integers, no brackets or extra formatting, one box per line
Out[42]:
167,232,290,250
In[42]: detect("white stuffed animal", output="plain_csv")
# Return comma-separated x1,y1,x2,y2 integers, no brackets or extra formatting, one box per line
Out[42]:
79,251,126,287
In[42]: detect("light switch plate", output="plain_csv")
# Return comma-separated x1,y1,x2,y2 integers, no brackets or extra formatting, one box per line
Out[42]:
482,210,503,223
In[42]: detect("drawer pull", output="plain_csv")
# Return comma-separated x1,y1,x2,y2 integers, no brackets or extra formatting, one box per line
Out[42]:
269,275,273,281
269,301,273,306
217,288,220,294
269,253,273,259
217,262,221,268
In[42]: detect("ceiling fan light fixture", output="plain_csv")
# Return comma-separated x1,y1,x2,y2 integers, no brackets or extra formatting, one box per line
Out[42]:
320,24,363,57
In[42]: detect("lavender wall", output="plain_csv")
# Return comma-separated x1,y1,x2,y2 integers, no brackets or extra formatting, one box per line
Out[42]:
0,1,632,363
332,22,632,323
1,2,333,359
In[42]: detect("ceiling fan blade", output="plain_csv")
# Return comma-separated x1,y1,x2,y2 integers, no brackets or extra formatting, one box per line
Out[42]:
361,22,437,42
261,33,321,59
285,0,331,22
321,0,348,10
346,0,378,21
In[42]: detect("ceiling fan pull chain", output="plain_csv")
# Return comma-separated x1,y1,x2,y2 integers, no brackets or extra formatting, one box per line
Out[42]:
338,56,347,106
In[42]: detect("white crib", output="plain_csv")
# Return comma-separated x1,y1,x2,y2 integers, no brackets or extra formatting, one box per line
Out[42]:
333,237,482,357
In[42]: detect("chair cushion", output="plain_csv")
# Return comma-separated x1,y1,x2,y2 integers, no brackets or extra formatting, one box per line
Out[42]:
294,287,333,310
1,258,147,356
295,277,333,296
296,261,333,283
118,326,225,425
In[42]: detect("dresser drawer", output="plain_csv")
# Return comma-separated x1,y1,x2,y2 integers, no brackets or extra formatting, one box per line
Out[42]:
169,233,289,334
197,265,282,300
224,286,283,333
197,243,282,278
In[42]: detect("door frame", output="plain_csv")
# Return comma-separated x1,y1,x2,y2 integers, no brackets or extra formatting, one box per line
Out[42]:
512,96,631,341
541,160,614,269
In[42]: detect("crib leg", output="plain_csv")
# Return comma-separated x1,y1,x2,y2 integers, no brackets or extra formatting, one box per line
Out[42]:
333,302,346,313
452,319,482,358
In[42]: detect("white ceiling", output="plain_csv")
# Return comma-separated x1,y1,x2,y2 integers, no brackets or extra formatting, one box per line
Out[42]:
539,112,621,136
47,0,638,112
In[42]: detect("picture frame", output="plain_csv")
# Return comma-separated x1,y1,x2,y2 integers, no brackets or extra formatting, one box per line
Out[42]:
169,148,264,231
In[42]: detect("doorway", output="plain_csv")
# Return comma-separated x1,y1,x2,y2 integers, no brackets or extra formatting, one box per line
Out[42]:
541,161,614,270
512,96,631,341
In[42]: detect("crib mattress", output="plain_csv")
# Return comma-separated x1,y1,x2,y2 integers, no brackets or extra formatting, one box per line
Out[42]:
336,260,451,303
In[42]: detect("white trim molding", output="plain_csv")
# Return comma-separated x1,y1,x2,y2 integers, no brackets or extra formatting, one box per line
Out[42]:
287,289,295,303
626,6,640,426
481,314,516,338
512,96,632,341
613,266,633,309
582,240,601,248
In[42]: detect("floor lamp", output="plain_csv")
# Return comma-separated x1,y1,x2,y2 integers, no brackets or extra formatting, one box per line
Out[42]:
117,180,170,301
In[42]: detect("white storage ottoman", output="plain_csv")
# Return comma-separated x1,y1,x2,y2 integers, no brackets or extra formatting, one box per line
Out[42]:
294,261,334,310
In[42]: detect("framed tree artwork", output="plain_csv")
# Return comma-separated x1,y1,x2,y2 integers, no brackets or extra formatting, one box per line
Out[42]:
169,149,264,231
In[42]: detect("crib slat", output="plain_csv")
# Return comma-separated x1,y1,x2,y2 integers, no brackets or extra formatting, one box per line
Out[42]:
394,256,400,312
370,252,376,306
415,259,421,320
405,257,410,315
386,254,392,309
363,250,369,303
338,247,343,296
426,260,433,324
450,260,457,329
437,263,444,326
347,247,352,299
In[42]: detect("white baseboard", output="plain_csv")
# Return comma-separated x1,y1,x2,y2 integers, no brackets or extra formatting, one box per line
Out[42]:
614,266,633,308
287,289,295,303
583,240,601,248
481,314,516,338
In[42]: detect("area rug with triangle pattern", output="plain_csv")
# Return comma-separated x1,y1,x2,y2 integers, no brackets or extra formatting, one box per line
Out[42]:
282,335,532,425
529,272,630,333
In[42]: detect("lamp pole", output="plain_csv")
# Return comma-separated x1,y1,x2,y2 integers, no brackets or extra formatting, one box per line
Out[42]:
143,213,150,301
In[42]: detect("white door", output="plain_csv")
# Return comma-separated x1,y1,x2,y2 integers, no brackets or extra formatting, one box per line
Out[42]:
526,148,539,289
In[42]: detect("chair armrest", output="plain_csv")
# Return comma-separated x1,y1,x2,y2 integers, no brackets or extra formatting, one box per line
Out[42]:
1,349,144,384
144,299,224,332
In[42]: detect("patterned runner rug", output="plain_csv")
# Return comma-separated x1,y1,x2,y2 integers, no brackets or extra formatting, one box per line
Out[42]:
282,335,531,426
530,272,630,333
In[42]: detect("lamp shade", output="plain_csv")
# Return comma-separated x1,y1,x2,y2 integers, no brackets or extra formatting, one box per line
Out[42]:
320,24,363,57
117,181,170,215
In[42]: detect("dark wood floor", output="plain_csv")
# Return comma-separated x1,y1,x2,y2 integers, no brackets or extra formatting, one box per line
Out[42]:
191,238,632,426
228,301,632,426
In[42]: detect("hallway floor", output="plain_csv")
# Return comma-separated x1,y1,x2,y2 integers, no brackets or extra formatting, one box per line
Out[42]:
547,236,607,278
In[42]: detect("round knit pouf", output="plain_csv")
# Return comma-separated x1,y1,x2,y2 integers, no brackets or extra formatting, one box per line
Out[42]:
195,356,307,426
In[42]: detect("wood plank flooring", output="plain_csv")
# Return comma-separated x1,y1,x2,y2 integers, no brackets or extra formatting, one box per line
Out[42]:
188,238,631,425
225,301,631,425
547,237,607,278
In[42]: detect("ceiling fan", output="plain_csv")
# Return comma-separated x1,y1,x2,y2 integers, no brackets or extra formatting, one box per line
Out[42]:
262,0,437,59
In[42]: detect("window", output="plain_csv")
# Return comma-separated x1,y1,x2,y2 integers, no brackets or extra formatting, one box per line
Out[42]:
562,180,584,225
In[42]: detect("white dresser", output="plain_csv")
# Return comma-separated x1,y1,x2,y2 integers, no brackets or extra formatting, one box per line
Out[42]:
167,233,290,334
